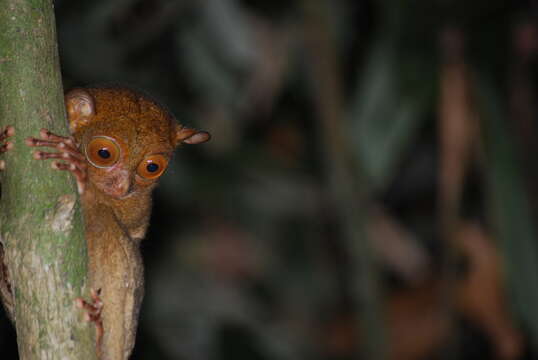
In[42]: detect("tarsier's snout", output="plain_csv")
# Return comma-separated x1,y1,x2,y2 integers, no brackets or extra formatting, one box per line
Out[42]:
101,168,132,199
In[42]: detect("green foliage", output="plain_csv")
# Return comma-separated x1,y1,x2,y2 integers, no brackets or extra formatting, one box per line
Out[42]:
479,77,538,347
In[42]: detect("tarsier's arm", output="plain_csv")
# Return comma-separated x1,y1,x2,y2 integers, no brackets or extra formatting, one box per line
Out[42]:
23,87,210,359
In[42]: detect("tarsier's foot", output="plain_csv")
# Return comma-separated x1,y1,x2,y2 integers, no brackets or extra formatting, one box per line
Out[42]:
76,288,104,351
0,126,15,170
25,128,87,194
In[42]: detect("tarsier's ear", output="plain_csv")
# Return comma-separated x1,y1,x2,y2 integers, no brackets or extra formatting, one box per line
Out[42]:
65,89,95,134
174,125,211,146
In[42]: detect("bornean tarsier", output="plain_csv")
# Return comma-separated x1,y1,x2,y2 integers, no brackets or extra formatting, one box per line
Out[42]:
0,86,210,359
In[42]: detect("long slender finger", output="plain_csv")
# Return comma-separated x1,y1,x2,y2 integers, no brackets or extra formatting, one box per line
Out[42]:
0,126,15,142
56,142,85,161
25,138,60,148
39,128,75,147
28,137,85,161
33,151,86,175
27,137,84,161
75,298,98,313
0,142,14,153
33,148,86,164
52,161,86,194
33,151,65,161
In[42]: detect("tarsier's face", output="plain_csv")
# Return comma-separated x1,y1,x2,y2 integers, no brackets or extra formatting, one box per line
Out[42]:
81,122,174,199
66,87,210,200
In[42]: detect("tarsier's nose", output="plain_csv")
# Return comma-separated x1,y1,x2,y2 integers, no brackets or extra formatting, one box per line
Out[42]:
103,168,132,199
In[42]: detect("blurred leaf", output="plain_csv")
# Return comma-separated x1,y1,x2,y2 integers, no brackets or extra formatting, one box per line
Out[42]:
350,34,431,190
60,0,183,81
455,223,523,360
478,75,538,349
146,232,300,360
368,207,429,284
175,0,258,106
176,27,239,105
202,0,258,71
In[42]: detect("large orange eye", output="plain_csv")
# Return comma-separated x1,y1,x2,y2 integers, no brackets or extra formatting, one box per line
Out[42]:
85,136,120,168
137,154,168,180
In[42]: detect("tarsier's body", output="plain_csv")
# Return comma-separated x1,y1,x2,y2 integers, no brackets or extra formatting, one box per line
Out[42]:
1,87,209,359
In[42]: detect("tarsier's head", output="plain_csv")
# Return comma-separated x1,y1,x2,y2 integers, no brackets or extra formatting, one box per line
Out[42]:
65,87,210,199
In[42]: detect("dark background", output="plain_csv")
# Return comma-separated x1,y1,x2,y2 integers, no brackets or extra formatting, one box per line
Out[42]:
2,1,538,359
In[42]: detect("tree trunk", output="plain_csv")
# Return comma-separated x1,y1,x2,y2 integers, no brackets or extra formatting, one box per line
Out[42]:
0,0,96,358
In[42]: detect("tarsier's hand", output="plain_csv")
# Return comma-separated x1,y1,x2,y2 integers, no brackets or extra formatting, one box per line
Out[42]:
0,126,15,170
25,128,87,194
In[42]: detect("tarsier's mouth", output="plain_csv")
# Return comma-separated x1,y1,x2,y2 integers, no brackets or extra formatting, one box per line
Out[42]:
102,184,134,199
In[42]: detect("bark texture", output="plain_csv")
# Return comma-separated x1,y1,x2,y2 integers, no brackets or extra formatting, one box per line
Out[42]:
0,0,96,358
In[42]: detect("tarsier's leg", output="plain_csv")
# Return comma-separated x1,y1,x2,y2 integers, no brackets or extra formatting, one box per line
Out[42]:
25,128,87,194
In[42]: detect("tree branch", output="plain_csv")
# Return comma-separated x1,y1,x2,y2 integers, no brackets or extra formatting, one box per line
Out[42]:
0,0,96,358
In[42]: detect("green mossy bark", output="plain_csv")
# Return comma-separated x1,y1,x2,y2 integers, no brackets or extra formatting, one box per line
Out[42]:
0,1,96,358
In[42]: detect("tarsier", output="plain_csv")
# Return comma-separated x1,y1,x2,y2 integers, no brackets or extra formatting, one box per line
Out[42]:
0,87,210,359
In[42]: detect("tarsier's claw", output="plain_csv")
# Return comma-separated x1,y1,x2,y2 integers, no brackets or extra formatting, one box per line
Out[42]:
27,128,86,193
